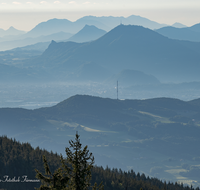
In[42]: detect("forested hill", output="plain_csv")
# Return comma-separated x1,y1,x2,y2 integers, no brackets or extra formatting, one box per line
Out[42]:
0,135,198,190
36,94,200,123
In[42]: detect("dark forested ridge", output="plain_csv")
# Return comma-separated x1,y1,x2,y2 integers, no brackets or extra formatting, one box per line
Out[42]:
0,136,60,190
0,135,199,190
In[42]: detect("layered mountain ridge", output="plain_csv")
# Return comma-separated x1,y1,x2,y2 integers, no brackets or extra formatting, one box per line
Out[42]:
1,24,200,83
32,24,200,82
155,23,200,42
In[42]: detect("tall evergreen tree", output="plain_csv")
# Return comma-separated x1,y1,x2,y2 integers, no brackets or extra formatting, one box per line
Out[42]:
35,133,103,190
65,132,94,190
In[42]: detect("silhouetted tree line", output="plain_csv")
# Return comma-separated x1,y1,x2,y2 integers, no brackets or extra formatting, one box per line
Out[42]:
0,135,60,190
0,135,199,190
91,166,200,190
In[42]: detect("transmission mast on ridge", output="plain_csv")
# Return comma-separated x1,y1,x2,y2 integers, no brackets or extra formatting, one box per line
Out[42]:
117,81,118,100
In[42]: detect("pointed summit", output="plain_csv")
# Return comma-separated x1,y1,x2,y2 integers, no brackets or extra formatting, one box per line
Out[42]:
172,22,187,28
7,26,15,30
68,25,106,43
5,26,26,36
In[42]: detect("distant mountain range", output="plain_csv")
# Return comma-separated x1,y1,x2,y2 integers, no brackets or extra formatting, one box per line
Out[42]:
155,23,200,42
0,15,182,40
0,25,107,51
0,26,26,37
1,15,199,52
0,15,168,51
23,15,167,38
22,24,200,83
76,15,167,31
2,94,200,186
0,25,106,55
1,24,200,83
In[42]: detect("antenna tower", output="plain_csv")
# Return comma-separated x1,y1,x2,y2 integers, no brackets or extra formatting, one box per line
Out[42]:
117,81,118,100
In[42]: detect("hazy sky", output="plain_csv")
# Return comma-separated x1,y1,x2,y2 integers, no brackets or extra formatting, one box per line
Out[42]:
0,0,200,31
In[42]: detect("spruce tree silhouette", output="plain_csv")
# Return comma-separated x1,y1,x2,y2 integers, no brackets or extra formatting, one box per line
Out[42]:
35,132,103,190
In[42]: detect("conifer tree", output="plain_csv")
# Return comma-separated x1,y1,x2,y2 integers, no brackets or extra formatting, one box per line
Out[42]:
35,133,103,190
65,132,101,190
35,155,70,190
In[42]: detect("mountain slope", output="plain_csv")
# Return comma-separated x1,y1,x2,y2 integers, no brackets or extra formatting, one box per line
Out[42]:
189,23,200,32
0,136,61,190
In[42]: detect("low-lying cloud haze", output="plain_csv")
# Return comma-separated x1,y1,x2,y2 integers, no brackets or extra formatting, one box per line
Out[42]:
0,0,200,31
